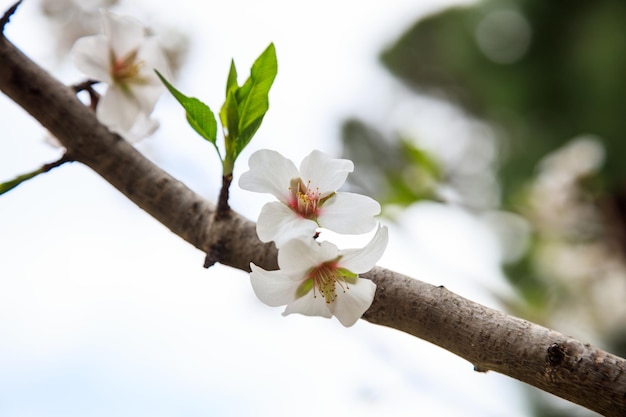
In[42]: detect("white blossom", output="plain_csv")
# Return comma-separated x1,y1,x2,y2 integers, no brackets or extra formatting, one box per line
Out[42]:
239,149,381,247
250,225,388,327
71,10,168,140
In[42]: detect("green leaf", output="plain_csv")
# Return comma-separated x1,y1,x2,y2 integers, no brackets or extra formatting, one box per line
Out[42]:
401,138,442,179
220,61,238,134
236,116,263,156
156,70,219,155
225,60,238,96
234,43,278,153
218,44,278,173
220,89,240,173
220,80,240,143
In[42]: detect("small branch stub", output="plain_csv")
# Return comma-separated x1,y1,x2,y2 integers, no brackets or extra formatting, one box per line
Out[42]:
203,240,225,269
72,79,100,111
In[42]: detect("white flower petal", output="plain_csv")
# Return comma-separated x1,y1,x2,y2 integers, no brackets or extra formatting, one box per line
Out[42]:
256,202,318,246
339,225,389,273
328,278,376,327
71,36,113,82
133,40,169,111
299,150,353,194
250,264,299,307
238,149,299,201
70,10,167,144
277,238,320,275
283,292,332,319
316,240,343,263
116,113,159,143
278,238,339,275
102,10,144,58
138,37,170,78
97,85,142,131
318,192,381,234
131,82,166,114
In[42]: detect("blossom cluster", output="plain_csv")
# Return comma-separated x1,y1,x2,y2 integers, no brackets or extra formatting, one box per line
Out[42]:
240,149,388,327
71,10,168,142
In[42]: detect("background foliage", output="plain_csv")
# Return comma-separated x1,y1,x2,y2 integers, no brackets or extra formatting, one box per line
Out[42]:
341,1,626,415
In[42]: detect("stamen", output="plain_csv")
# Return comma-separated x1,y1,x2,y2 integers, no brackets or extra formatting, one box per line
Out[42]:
307,260,347,304
111,49,144,83
288,177,322,220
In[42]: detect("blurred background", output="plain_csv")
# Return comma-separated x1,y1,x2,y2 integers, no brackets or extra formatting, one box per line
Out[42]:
1,0,625,416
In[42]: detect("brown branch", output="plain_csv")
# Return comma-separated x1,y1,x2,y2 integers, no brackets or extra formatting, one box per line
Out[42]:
1,23,625,417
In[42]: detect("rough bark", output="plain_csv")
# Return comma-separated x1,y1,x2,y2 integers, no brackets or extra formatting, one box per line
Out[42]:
1,16,625,417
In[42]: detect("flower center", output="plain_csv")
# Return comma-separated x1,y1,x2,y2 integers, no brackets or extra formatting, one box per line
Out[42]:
309,261,344,303
293,260,360,305
288,178,321,220
111,50,143,84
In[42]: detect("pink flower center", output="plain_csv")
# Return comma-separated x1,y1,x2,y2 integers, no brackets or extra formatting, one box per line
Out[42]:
295,259,357,303
110,49,143,84
288,178,321,220
308,261,346,303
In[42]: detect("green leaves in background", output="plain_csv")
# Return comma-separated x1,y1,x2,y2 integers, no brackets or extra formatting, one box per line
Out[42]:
341,119,441,210
158,43,277,175
380,0,626,205
220,43,278,172
156,70,220,158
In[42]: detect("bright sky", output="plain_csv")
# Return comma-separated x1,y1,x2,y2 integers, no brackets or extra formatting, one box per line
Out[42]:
0,0,531,416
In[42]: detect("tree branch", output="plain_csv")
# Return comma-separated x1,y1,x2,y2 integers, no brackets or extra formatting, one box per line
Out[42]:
1,23,625,417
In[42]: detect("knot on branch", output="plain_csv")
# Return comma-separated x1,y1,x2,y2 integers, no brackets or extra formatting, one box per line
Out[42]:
545,342,570,382
547,342,567,367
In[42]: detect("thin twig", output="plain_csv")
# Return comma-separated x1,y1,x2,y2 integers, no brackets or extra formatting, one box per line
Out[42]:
0,0,22,33
43,153,74,172
204,173,234,268
216,173,233,219
71,79,99,93
72,79,100,111
0,153,74,195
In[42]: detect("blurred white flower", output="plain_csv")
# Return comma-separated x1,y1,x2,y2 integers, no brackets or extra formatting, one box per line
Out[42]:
71,10,168,140
121,113,160,144
44,101,158,149
250,225,388,327
41,0,118,17
239,149,381,247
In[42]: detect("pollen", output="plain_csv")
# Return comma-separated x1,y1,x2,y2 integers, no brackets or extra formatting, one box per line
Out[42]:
288,178,321,220
308,261,349,304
